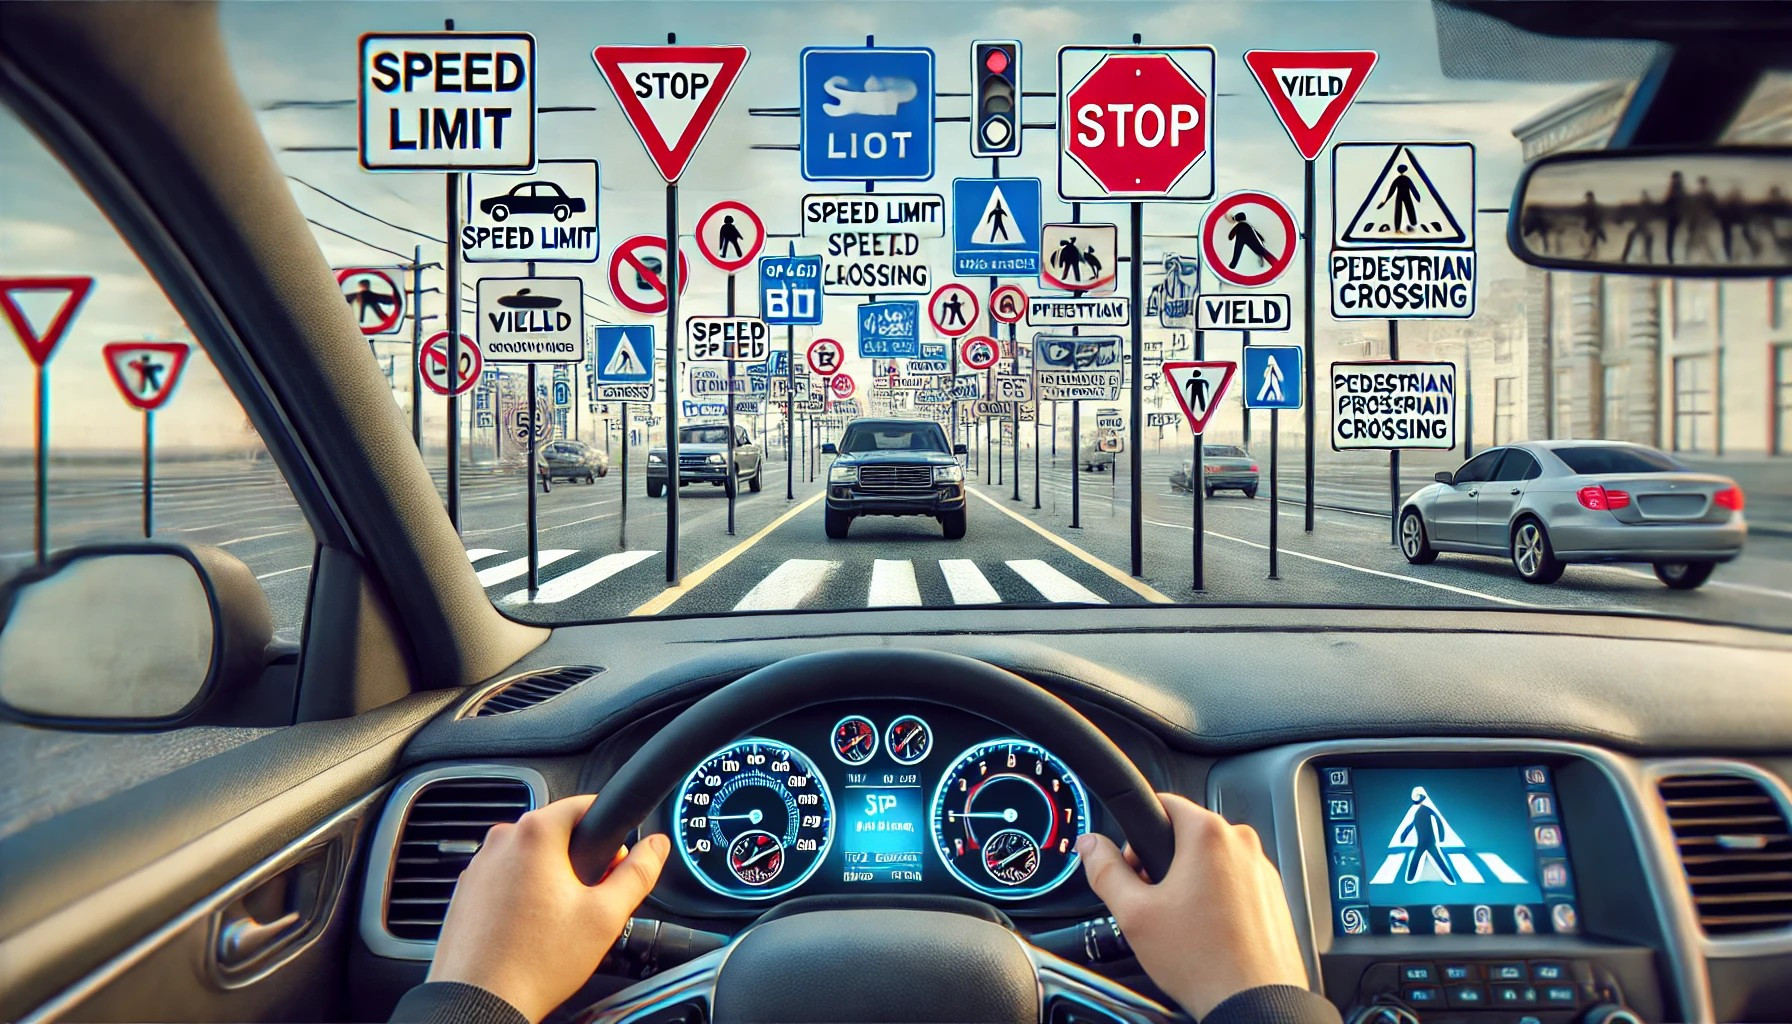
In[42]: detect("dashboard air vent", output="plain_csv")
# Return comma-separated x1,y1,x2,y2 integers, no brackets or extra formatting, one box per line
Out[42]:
1658,772,1792,936
385,778,532,941
469,665,602,717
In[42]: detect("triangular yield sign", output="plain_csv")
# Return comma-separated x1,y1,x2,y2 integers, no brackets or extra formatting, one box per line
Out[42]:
1243,50,1377,161
1341,145,1466,244
102,341,193,411
592,45,749,182
1162,360,1237,435
0,276,94,367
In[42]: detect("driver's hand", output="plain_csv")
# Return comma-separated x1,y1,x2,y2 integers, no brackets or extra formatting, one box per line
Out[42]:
428,794,670,1024
1077,793,1308,1019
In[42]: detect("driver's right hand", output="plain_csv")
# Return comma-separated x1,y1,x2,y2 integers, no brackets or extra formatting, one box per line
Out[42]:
1077,792,1311,1020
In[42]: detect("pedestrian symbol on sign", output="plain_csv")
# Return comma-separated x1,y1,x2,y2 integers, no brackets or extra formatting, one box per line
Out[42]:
1368,785,1531,888
973,186,1017,244
1185,369,1209,415
1341,145,1467,245
1256,356,1285,404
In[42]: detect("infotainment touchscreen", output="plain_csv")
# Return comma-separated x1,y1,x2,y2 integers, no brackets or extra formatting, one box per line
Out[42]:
1321,765,1579,936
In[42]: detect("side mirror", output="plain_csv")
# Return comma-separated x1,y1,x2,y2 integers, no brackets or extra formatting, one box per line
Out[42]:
821,443,837,455
0,543,272,728
953,443,969,455
1434,471,1455,485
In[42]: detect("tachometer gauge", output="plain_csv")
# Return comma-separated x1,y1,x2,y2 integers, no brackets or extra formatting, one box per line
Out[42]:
932,739,1091,899
831,715,878,765
885,715,933,765
676,738,833,900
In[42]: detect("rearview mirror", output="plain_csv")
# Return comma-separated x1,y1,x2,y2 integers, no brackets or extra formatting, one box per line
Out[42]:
1434,470,1455,485
821,442,837,455
0,544,272,728
953,443,969,455
1509,147,1792,276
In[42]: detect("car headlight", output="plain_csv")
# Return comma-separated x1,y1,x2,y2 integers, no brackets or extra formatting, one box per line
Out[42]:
647,452,663,464
829,464,858,484
934,464,964,483
707,453,726,464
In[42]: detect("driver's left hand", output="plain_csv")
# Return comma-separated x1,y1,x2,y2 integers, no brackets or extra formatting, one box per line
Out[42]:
429,794,670,1024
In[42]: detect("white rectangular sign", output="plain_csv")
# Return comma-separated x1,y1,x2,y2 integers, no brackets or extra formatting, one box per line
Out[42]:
1196,293,1291,332
1096,409,1124,430
993,374,1034,402
1027,296,1129,327
1147,411,1179,427
801,194,945,236
820,234,932,295
594,381,654,402
1038,373,1121,402
685,317,770,363
1329,250,1476,319
1330,360,1457,450
464,161,598,262
476,277,584,362
360,33,536,171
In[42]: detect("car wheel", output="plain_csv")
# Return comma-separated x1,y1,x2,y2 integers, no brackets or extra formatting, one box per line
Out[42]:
1204,486,1216,499
1510,518,1565,584
585,472,596,485
940,509,968,540
646,480,664,498
1243,486,1258,499
541,475,551,493
554,204,571,222
490,204,509,221
824,508,852,539
1653,561,1715,590
1399,508,1438,565
748,463,763,492
597,466,608,478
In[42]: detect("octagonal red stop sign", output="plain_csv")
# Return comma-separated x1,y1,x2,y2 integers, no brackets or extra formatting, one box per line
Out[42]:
1062,49,1213,199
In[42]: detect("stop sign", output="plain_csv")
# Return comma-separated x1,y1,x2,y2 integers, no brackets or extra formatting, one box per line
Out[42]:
1058,47,1215,201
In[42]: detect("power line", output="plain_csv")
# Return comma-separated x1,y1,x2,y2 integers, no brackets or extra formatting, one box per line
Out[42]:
306,218,411,262
290,176,447,244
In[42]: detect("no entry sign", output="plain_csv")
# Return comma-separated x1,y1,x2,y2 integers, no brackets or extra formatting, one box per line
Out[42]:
102,342,192,411
1057,46,1215,201
336,267,404,336
607,235,691,316
419,332,482,396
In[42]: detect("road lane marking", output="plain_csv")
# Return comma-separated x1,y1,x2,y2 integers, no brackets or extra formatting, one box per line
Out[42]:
214,527,303,547
255,564,310,580
1005,559,1108,604
1582,564,1792,601
465,548,504,562
868,559,921,607
500,550,657,606
940,559,1001,604
970,487,1171,604
476,550,578,587
735,559,837,611
630,492,826,616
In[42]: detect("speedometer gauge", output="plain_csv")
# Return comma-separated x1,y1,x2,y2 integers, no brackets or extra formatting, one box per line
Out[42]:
931,739,1090,899
676,738,833,900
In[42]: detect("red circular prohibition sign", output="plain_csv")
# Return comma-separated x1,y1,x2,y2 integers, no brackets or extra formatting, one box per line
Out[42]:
1200,190,1298,288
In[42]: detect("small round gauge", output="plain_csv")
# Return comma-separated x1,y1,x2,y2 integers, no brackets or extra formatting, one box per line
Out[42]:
675,738,834,900
885,715,933,765
932,738,1091,900
981,828,1041,886
831,715,878,765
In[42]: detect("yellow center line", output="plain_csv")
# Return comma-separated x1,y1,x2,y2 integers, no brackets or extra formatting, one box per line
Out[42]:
629,492,826,616
968,486,1172,604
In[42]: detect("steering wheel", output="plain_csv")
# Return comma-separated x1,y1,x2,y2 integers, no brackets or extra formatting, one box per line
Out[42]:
567,649,1182,1024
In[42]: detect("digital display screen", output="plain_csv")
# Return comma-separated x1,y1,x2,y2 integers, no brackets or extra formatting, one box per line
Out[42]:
1323,765,1579,936
841,781,925,883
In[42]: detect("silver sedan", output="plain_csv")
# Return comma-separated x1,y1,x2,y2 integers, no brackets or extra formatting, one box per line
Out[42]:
1398,441,1746,589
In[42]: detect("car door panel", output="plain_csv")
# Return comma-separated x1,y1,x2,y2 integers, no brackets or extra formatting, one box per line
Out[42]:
1432,449,1504,545
1478,449,1541,547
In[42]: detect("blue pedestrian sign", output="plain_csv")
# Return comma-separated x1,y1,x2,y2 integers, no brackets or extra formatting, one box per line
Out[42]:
952,177,1041,276
594,325,655,383
764,349,789,376
552,380,571,407
1242,345,1303,410
801,47,935,181
759,249,824,325
857,300,921,357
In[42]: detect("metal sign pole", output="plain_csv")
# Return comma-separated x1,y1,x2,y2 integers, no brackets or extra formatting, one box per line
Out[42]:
411,245,424,449
527,361,540,589
1240,328,1252,451
786,326,795,499
619,400,629,544
1269,407,1281,579
1010,322,1020,501
1388,318,1400,546
1129,201,1144,577
1302,157,1316,533
33,363,47,563
726,273,737,536
1070,400,1081,529
1192,327,1206,592
664,181,681,584
142,409,154,537
446,172,463,532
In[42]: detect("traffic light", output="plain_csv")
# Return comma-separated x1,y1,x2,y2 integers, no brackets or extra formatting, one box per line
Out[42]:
971,40,1020,158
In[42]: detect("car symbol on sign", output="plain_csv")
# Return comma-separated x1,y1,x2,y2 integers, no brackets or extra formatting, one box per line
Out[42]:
479,181,587,222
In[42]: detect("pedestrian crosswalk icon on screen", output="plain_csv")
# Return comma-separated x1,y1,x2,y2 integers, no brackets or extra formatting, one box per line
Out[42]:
1369,785,1529,887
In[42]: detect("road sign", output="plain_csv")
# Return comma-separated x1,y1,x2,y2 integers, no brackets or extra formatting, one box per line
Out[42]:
1096,408,1124,431
506,401,554,448
464,160,599,262
420,332,482,396
1039,223,1117,293
857,300,921,358
829,373,857,401
801,193,937,296
928,284,980,338
476,277,584,362
0,276,93,366
993,373,1033,402
686,316,769,363
1027,295,1128,328
1331,142,1477,319
595,377,656,403
360,34,536,171
1057,46,1215,201
800,47,935,181
1242,345,1304,410
1149,254,1200,328
1242,50,1378,161
591,45,749,182
759,250,824,325
989,284,1028,324
1201,191,1298,288
952,177,1041,276
101,342,191,411
608,235,690,315
1162,361,1237,434
595,325,655,382
971,40,1021,158
336,267,404,336
1197,293,1292,332
959,335,1000,371
803,193,944,233
1034,333,1122,401
553,380,571,407
696,200,765,273
1330,360,1457,450
807,337,845,376
1146,411,1179,427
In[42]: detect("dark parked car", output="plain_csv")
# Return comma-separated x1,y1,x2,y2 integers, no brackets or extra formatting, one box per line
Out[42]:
646,423,762,498
477,180,586,221
535,440,607,491
1170,444,1259,498
822,418,968,539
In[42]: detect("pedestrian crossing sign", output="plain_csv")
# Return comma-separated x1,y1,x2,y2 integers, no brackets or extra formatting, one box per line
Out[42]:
1368,785,1530,888
1334,142,1475,249
1242,345,1303,410
102,341,192,412
952,177,1041,277
1162,360,1237,435
595,325,654,382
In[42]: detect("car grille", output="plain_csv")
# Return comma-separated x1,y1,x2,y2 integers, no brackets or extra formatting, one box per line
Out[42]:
857,465,934,492
678,454,713,468
1638,493,1707,518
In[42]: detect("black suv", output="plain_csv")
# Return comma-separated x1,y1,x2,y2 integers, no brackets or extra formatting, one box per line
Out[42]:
821,418,969,539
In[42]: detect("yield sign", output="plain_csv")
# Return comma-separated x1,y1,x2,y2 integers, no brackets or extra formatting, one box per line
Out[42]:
1243,50,1377,161
592,45,749,182
608,235,691,316
0,275,94,367
102,341,192,411
1162,360,1237,435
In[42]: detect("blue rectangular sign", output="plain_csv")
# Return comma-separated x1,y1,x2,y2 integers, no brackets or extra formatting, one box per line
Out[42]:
759,252,825,326
952,177,1041,276
1242,345,1304,410
857,300,921,357
594,325,654,382
801,47,935,181
919,341,948,361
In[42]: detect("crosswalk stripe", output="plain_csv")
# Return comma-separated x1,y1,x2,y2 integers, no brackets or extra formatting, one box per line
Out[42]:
1005,559,1108,604
734,559,837,612
867,559,921,607
466,548,504,563
500,550,658,606
940,559,1001,604
476,550,577,587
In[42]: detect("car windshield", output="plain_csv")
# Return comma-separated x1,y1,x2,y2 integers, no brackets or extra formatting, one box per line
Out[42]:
1207,446,1247,458
840,424,949,454
680,427,730,445
1553,446,1683,475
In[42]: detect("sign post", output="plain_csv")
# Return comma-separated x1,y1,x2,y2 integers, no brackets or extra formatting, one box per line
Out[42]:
1,276,94,562
1163,360,1237,591
1242,345,1304,580
101,341,191,538
595,325,655,541
698,199,766,536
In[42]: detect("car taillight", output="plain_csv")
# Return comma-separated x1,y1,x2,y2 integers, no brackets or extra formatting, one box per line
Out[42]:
1576,486,1631,511
1203,464,1220,474
1714,485,1745,511
1249,464,1259,473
